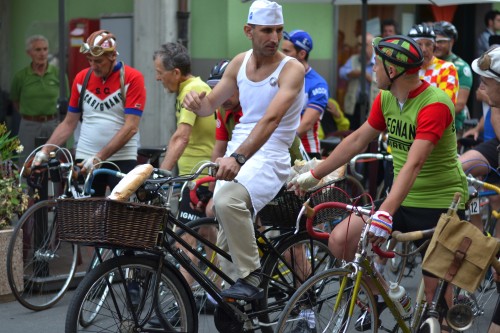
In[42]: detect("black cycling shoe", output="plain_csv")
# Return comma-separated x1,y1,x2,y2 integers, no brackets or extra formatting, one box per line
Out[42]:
221,279,264,301
355,301,387,331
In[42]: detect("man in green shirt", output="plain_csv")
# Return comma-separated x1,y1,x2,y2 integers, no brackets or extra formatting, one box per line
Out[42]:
434,21,473,135
10,35,68,162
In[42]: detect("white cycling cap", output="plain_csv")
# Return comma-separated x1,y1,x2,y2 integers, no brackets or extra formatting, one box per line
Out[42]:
247,0,283,26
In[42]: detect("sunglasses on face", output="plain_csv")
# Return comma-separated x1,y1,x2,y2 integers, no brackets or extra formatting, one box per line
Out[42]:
478,46,500,78
79,43,115,57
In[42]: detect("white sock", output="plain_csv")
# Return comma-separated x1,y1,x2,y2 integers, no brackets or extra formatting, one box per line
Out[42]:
299,309,316,328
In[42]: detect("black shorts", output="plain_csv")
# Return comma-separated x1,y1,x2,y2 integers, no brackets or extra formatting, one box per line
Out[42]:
392,205,466,248
391,205,465,278
472,137,500,183
177,185,212,223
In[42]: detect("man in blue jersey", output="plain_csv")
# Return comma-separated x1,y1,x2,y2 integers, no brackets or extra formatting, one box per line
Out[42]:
281,29,329,159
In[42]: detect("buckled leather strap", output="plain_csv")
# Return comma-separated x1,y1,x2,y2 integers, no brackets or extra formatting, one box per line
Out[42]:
445,237,472,282
22,114,57,122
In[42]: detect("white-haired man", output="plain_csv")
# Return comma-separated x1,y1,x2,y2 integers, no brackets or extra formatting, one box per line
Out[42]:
35,30,146,196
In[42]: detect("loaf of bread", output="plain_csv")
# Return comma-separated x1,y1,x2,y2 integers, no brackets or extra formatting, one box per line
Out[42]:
108,164,154,201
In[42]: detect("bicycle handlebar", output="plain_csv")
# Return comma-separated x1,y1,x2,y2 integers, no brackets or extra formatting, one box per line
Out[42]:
349,153,393,180
466,174,500,195
84,168,127,195
189,176,215,205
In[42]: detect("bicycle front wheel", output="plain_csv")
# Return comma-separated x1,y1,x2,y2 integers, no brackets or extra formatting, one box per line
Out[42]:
275,268,379,333
260,230,337,325
6,199,78,311
66,255,197,333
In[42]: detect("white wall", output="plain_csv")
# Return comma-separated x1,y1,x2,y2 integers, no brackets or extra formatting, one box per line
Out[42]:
134,0,178,148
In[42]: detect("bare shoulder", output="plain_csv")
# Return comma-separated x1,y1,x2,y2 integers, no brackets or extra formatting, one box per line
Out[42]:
224,52,246,77
280,57,305,83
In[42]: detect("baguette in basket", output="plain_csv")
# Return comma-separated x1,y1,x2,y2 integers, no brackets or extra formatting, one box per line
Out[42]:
108,164,154,201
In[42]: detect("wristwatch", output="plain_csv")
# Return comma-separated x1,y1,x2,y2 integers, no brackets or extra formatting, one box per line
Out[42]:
230,152,247,166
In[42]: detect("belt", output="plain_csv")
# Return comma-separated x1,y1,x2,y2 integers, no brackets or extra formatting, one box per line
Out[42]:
22,114,57,122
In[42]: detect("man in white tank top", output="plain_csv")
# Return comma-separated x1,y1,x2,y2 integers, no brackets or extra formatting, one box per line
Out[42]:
183,0,305,302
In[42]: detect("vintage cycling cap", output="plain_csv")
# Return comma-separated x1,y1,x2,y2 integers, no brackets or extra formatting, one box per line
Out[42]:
472,45,500,83
80,30,117,56
373,35,423,78
284,30,313,53
247,0,283,26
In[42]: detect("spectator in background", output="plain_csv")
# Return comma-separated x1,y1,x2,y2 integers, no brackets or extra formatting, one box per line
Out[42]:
433,21,473,136
477,10,500,58
11,35,68,163
339,32,378,129
408,24,459,105
153,42,215,224
282,29,329,159
335,29,352,121
34,30,145,196
380,19,398,37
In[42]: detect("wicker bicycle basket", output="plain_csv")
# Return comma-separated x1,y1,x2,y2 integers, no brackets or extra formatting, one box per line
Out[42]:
57,198,167,250
258,177,350,228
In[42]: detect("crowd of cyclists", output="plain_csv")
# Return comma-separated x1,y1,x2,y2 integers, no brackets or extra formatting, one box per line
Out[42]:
11,1,500,332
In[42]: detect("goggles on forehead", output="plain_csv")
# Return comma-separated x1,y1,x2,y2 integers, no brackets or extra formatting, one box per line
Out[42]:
478,46,500,79
79,43,115,57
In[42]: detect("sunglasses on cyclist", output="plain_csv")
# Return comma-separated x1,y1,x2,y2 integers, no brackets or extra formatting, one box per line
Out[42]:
477,46,500,79
79,43,115,57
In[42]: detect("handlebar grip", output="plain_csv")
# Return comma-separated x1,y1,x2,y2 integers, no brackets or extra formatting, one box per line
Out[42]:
483,182,500,195
153,168,172,177
372,244,395,258
392,229,434,242
189,176,215,205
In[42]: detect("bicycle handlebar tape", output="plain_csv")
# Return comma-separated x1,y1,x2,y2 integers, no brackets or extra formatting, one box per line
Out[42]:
108,164,154,202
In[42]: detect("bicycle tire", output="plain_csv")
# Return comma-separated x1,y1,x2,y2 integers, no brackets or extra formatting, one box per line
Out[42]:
65,254,197,333
274,268,379,333
259,230,337,328
78,248,116,328
385,241,420,285
6,199,78,311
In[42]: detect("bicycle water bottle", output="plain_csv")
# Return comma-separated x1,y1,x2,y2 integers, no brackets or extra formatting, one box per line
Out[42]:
388,282,413,318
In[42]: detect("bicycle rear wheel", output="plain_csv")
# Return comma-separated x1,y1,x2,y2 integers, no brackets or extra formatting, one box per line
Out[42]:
6,199,78,310
66,254,197,332
275,268,379,333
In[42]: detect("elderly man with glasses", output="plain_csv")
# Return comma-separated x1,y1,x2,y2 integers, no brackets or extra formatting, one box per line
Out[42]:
35,29,146,196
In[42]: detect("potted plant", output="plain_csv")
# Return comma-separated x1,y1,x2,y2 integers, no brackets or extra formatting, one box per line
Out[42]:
0,122,29,300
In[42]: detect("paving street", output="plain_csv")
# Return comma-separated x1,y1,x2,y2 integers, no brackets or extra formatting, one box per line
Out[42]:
1,262,495,333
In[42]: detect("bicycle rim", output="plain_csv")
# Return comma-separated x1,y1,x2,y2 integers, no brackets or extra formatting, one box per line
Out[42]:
173,217,221,332
275,268,378,333
7,199,77,310
260,231,337,328
66,255,196,332
78,248,116,327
